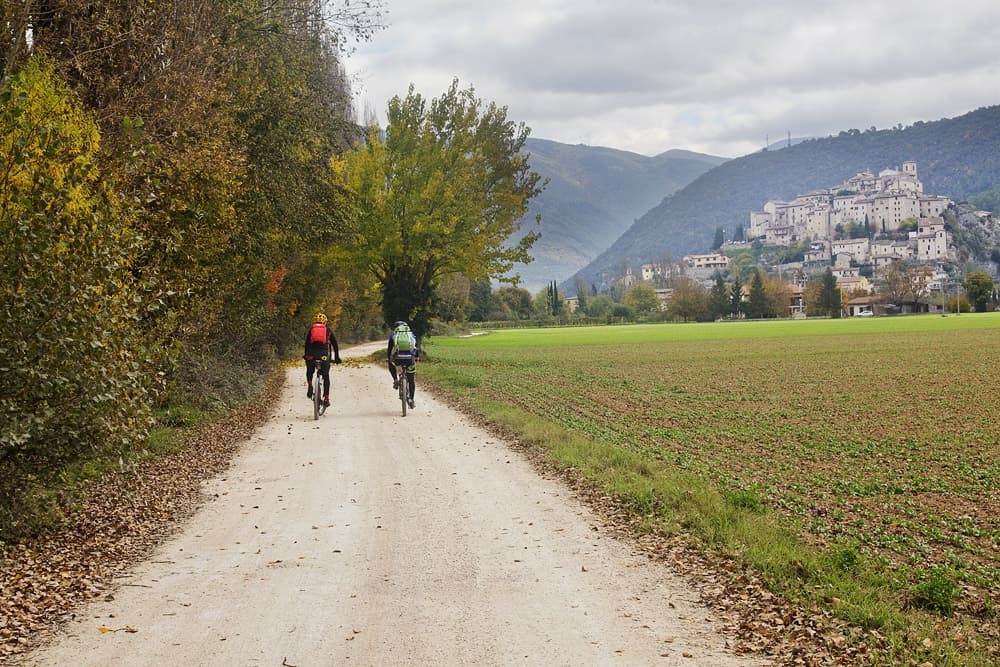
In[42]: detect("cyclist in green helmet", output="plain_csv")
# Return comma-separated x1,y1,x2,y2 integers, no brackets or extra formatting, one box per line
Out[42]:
387,320,418,408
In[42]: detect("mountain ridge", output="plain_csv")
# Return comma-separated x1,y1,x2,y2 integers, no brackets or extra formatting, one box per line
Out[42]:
564,104,1000,293
507,138,727,292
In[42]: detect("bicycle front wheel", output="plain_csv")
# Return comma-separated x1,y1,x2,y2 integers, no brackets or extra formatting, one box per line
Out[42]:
313,373,322,420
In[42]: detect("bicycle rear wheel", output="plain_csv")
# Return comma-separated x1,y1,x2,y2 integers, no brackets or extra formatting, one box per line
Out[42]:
399,369,407,416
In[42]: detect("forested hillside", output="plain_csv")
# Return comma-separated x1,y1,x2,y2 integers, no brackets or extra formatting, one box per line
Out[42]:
508,139,725,291
567,105,1000,292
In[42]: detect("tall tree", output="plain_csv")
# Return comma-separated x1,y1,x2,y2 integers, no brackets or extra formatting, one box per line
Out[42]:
434,272,472,322
730,274,744,318
623,282,660,316
573,276,590,313
876,260,929,311
963,271,994,312
468,278,493,322
547,281,564,316
746,270,767,318
330,80,542,338
222,1,366,353
668,277,709,322
762,273,792,318
712,226,725,250
708,272,730,320
496,286,534,320
819,268,842,317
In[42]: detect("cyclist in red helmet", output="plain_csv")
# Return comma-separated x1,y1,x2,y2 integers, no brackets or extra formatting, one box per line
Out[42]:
304,312,341,407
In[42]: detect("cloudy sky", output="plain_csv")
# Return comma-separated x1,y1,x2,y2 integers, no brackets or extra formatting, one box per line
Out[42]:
344,0,1000,158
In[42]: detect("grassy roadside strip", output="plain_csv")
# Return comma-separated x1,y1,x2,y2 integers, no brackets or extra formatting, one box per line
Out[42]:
421,362,990,666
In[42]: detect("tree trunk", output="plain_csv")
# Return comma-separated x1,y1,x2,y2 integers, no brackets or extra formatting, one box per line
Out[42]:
380,263,437,340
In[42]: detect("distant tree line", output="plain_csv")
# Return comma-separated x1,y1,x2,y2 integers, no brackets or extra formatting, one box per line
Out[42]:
458,258,996,328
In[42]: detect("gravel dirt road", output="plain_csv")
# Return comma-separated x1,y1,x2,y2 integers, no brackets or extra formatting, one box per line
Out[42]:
22,343,765,667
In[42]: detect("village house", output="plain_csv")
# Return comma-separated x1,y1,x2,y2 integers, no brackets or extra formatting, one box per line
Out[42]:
831,266,860,279
831,238,870,264
833,252,853,269
916,218,949,261
640,262,673,282
683,253,729,270
621,266,636,289
836,275,870,296
803,241,831,265
733,281,805,318
869,191,921,233
846,295,880,317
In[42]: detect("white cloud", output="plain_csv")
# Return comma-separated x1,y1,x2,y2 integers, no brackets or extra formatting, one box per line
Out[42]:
345,0,1000,157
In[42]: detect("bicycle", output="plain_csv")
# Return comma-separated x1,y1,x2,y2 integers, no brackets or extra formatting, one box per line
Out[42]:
391,354,415,417
310,355,329,420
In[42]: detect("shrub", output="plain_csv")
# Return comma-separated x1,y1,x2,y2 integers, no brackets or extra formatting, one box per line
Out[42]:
912,566,959,616
0,56,149,539
827,544,863,573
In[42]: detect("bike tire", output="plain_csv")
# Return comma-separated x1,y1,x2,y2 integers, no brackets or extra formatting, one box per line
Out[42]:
313,373,322,420
399,369,407,417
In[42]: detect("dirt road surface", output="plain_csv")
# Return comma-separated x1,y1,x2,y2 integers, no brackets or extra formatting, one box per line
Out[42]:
23,343,765,667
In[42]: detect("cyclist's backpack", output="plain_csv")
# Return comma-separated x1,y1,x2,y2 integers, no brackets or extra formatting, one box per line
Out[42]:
392,329,413,353
308,322,327,345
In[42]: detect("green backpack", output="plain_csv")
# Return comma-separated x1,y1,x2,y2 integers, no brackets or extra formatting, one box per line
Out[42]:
393,327,413,353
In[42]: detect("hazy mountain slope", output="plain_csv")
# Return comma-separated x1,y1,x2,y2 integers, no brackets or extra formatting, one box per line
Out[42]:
507,138,726,291
566,104,1000,293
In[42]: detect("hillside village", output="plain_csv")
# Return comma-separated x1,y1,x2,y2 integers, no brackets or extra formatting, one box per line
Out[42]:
601,161,998,318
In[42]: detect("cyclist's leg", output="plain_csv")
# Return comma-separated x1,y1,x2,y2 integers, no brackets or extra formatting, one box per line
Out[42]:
388,359,398,386
407,367,416,401
321,360,331,400
305,358,316,397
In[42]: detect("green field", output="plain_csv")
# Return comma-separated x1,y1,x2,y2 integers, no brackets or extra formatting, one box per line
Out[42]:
422,314,1000,664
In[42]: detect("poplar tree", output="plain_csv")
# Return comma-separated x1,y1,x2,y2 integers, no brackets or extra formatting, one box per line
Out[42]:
330,80,542,338
819,268,842,317
708,272,730,320
746,270,767,318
